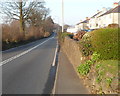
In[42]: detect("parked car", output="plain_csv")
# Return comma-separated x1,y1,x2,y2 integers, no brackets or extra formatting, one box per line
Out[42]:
81,29,95,32
87,29,95,32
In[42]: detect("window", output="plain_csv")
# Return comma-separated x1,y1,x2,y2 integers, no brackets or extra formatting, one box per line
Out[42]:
96,23,98,27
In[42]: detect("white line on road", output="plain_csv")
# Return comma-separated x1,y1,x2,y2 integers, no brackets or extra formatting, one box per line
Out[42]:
0,37,54,66
52,41,58,67
52,61,60,94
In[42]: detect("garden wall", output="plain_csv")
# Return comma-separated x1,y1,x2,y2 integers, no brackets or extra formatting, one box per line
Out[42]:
61,36,118,94
61,37,83,69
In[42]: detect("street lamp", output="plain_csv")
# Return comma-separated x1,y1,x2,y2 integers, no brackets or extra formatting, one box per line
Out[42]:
62,0,64,32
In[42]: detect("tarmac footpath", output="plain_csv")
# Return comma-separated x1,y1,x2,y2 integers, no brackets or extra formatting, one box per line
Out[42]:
53,50,89,94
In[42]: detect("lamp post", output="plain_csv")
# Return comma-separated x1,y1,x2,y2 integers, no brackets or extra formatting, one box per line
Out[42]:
62,0,64,32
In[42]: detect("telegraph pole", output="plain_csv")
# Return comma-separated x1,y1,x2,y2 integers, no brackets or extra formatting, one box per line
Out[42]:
62,0,64,32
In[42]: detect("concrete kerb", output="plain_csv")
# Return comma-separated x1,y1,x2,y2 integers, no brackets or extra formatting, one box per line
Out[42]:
51,43,60,95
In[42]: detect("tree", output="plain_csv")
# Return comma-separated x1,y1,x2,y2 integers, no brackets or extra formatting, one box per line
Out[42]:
27,7,50,27
43,16,54,33
0,1,46,39
54,23,62,32
64,24,70,30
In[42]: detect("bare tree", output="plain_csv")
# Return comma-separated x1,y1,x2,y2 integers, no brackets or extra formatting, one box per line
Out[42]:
43,16,54,33
0,1,46,38
27,7,50,27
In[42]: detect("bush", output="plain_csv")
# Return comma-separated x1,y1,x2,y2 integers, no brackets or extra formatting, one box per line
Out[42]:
108,24,119,28
77,63,90,76
73,31,86,41
77,52,100,76
2,21,52,50
79,32,93,56
59,32,73,42
79,28,119,60
44,32,50,37
90,28,119,60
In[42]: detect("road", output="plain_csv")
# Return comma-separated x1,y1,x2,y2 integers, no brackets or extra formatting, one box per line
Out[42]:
2,33,57,94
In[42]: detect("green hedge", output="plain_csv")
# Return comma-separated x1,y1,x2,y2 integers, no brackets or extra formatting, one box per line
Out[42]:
58,32,73,42
79,28,119,60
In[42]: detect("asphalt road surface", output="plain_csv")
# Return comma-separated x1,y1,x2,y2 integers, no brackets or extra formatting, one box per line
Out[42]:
2,33,57,94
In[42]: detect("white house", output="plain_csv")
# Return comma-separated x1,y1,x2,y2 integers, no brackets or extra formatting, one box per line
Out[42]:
88,8,108,29
67,27,78,35
88,2,120,29
97,3,120,28
68,2,120,33
76,17,89,30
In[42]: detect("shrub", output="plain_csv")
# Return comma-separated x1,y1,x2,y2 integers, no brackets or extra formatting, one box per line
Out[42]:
2,20,52,50
91,52,100,62
106,77,113,87
95,60,118,88
79,28,119,60
90,28,119,60
108,24,119,28
73,31,86,41
59,32,73,42
77,52,100,76
77,63,90,76
44,32,50,37
79,32,93,56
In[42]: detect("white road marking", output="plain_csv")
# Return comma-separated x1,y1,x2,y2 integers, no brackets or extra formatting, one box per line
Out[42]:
0,37,54,66
52,62,60,94
52,41,58,67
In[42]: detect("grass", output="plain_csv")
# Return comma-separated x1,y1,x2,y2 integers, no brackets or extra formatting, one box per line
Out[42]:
95,60,118,87
95,60,118,76
58,32,73,42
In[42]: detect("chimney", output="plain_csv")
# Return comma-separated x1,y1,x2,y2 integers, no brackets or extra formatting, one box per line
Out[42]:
97,10,100,13
102,7,107,12
113,2,118,8
86,17,89,20
80,20,82,22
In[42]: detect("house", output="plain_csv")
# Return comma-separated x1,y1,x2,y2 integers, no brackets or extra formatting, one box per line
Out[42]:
97,3,120,28
69,2,120,33
67,26,78,35
76,17,89,30
88,8,108,29
88,2,120,29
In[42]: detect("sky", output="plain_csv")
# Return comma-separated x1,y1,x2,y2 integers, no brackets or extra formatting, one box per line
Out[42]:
44,0,120,26
0,0,119,25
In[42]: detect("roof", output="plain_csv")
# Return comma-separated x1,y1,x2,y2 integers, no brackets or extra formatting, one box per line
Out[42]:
76,19,89,25
114,2,118,4
91,11,102,18
99,5,120,17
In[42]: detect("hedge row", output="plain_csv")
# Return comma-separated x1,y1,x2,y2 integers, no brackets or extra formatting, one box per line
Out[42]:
79,28,119,60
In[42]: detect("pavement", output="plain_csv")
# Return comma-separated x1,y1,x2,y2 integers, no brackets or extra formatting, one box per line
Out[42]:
54,51,89,94
2,33,57,94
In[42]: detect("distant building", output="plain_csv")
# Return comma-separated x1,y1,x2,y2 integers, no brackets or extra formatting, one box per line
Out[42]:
77,2,120,30
71,2,119,34
76,17,89,30
67,27,78,35
88,8,108,29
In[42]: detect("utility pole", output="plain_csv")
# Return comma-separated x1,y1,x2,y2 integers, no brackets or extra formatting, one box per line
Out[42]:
62,0,64,32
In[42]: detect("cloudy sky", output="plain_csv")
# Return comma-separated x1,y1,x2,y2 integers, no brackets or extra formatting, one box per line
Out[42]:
45,0,120,25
